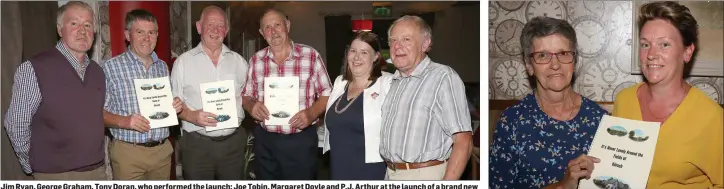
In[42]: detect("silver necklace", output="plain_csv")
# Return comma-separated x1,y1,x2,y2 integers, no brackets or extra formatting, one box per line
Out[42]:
334,93,360,114
334,81,370,114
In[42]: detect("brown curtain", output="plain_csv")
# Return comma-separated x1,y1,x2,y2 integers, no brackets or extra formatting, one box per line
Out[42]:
1,1,29,180
1,1,59,180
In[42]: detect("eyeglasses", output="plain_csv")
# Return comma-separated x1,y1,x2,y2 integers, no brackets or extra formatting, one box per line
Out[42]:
528,51,576,64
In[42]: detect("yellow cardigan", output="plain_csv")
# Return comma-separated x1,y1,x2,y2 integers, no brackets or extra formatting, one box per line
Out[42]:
613,83,723,189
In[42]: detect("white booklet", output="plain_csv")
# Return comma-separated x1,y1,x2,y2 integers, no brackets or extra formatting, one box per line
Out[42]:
199,80,239,131
263,76,299,128
579,115,661,189
133,76,178,128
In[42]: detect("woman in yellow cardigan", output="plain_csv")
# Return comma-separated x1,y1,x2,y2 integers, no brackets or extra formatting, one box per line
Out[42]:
613,1,723,188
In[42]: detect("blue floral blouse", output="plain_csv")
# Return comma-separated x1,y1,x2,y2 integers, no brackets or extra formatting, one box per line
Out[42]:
489,92,608,189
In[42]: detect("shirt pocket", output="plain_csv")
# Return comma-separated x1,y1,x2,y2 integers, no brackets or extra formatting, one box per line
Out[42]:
119,76,138,103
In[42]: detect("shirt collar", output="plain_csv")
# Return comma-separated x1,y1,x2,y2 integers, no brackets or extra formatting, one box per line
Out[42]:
125,46,162,65
263,40,302,61
393,55,432,79
191,42,233,56
55,40,90,67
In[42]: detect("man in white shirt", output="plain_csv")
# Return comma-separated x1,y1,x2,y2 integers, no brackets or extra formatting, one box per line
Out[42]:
170,5,249,180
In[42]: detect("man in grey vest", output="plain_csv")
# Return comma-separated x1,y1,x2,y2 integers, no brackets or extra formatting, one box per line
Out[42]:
4,1,107,180
380,15,472,180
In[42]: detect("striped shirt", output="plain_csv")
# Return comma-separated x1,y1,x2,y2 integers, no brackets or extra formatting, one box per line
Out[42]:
242,42,332,134
380,56,473,163
102,50,169,143
3,41,91,174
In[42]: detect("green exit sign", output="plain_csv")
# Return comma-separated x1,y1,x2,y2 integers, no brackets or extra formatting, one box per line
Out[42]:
373,6,391,17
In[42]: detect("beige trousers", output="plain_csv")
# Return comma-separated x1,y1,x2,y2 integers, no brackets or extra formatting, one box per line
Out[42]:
109,139,173,180
385,162,448,180
34,166,106,180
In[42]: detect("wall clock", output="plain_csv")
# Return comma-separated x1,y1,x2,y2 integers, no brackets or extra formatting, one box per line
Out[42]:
577,58,619,101
574,56,585,74
490,23,498,56
690,79,722,104
601,87,616,102
614,42,633,73
608,2,633,41
497,1,525,12
566,1,604,22
492,58,531,99
490,2,500,23
525,1,567,22
573,16,609,58
495,19,525,56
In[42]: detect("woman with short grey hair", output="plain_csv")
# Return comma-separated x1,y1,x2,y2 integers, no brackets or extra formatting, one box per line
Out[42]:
489,16,607,189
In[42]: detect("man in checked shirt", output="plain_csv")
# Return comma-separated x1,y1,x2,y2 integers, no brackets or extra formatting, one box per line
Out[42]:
242,9,332,180
4,1,107,180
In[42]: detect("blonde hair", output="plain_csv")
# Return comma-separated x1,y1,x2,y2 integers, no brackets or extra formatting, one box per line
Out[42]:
638,1,699,47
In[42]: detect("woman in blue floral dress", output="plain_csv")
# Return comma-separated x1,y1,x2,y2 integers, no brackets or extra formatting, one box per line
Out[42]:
489,17,608,189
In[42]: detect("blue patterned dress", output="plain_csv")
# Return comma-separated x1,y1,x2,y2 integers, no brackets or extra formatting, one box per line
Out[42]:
489,92,607,189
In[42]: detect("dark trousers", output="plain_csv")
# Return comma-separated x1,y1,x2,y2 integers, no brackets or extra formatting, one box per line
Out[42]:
181,128,247,180
253,126,318,180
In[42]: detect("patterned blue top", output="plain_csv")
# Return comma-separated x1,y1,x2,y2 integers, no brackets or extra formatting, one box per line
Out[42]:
102,49,169,143
489,92,607,189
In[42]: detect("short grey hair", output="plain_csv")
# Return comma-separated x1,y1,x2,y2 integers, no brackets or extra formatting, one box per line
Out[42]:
387,15,433,49
519,16,578,65
56,1,94,28
125,9,158,31
259,8,289,25
199,5,229,26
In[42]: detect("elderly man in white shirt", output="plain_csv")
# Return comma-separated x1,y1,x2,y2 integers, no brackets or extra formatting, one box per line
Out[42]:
170,5,249,180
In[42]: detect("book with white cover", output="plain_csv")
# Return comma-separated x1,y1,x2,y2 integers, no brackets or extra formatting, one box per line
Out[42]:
133,76,178,128
199,80,239,131
263,76,299,129
579,115,661,189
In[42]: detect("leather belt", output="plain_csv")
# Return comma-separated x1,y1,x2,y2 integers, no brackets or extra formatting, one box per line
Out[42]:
194,128,238,141
120,139,166,147
385,160,444,171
